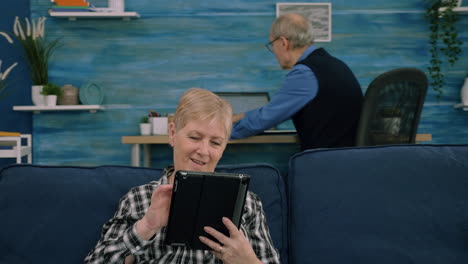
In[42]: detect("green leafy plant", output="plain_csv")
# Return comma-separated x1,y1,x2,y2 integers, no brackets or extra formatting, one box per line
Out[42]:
12,16,60,85
149,110,168,117
140,116,149,123
425,0,463,98
0,82,10,101
0,60,18,101
41,82,62,96
0,30,18,101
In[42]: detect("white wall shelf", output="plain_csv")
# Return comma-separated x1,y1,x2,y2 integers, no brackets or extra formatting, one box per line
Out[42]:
439,7,468,14
13,105,104,114
48,10,140,21
453,103,468,111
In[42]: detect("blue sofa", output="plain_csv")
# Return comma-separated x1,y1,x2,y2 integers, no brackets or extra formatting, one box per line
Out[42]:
1,144,467,264
0,163,288,264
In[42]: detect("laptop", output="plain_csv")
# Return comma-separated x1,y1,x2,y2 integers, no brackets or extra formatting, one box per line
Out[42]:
213,91,296,134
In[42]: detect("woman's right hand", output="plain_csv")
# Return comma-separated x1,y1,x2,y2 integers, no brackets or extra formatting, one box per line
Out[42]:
135,184,173,240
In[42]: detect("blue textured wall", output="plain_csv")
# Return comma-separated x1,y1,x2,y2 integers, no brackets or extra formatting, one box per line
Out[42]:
0,0,31,168
4,0,468,173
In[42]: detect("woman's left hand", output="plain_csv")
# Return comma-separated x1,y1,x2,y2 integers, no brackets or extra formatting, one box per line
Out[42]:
199,217,261,264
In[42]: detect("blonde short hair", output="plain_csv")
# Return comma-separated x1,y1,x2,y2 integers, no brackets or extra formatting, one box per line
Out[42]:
174,88,233,138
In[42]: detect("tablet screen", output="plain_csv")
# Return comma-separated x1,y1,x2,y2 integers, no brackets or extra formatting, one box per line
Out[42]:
165,170,250,250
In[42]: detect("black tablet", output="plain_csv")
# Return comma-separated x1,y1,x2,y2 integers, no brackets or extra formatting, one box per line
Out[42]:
165,170,250,250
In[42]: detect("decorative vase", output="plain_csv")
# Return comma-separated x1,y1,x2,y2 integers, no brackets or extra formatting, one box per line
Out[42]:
151,117,168,135
108,0,125,12
45,95,57,106
58,84,79,105
140,123,151,136
32,85,45,106
79,83,104,105
461,77,468,106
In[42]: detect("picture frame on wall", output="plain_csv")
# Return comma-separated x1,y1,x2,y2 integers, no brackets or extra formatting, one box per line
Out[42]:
276,2,332,42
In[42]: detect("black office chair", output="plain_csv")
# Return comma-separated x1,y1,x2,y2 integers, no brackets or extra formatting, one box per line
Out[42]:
355,68,428,146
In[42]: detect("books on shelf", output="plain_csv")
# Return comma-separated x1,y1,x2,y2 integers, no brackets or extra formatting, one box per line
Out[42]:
51,5,89,9
49,0,140,16
52,0,90,6
50,8,90,12
50,0,91,12
0,131,21,137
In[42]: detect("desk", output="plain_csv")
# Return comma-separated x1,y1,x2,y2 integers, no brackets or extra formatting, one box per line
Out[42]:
122,133,432,167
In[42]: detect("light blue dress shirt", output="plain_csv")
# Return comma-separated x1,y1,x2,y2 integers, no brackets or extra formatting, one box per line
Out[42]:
230,45,319,139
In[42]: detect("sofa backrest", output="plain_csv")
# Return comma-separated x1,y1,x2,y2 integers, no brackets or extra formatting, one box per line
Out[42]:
287,145,468,264
0,163,287,264
217,164,288,264
0,165,163,263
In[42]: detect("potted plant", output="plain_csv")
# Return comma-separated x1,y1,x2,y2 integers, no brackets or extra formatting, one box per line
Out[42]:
0,60,18,101
40,82,62,106
425,0,463,98
461,71,468,106
140,116,151,136
1,27,18,101
149,110,168,135
9,16,60,105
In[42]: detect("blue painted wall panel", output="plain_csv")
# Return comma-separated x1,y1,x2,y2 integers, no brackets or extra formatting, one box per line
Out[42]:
1,0,466,173
0,0,31,168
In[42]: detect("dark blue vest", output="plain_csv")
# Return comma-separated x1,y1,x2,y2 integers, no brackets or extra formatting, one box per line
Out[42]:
292,48,363,150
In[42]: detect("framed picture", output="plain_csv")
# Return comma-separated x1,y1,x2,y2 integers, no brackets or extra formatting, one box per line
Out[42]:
276,2,332,42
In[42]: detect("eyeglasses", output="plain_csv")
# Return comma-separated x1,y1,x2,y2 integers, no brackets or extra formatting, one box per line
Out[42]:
265,37,281,53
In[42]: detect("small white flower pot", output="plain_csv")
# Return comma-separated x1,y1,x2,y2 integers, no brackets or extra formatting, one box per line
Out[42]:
460,77,468,106
140,123,151,136
45,95,57,106
32,85,45,106
151,117,168,135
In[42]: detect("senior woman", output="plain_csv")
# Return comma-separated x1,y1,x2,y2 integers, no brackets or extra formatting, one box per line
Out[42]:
85,88,280,264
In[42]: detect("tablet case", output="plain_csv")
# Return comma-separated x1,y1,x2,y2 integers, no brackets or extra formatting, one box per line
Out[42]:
165,170,250,250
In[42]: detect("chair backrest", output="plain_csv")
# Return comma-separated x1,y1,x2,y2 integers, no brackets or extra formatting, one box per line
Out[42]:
355,68,428,146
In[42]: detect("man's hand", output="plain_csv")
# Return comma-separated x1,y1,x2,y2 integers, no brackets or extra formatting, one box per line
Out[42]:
232,113,245,123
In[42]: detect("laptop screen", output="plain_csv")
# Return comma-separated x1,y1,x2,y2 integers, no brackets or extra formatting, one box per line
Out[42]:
213,91,296,133
213,92,270,114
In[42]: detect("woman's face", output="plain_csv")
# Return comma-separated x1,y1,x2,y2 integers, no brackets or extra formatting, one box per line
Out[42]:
169,118,228,179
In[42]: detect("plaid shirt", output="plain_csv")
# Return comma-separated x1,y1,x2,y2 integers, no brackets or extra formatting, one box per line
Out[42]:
84,167,280,263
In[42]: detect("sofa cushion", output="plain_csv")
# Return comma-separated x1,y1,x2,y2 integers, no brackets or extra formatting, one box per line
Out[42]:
0,163,287,264
288,145,468,264
0,165,163,263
